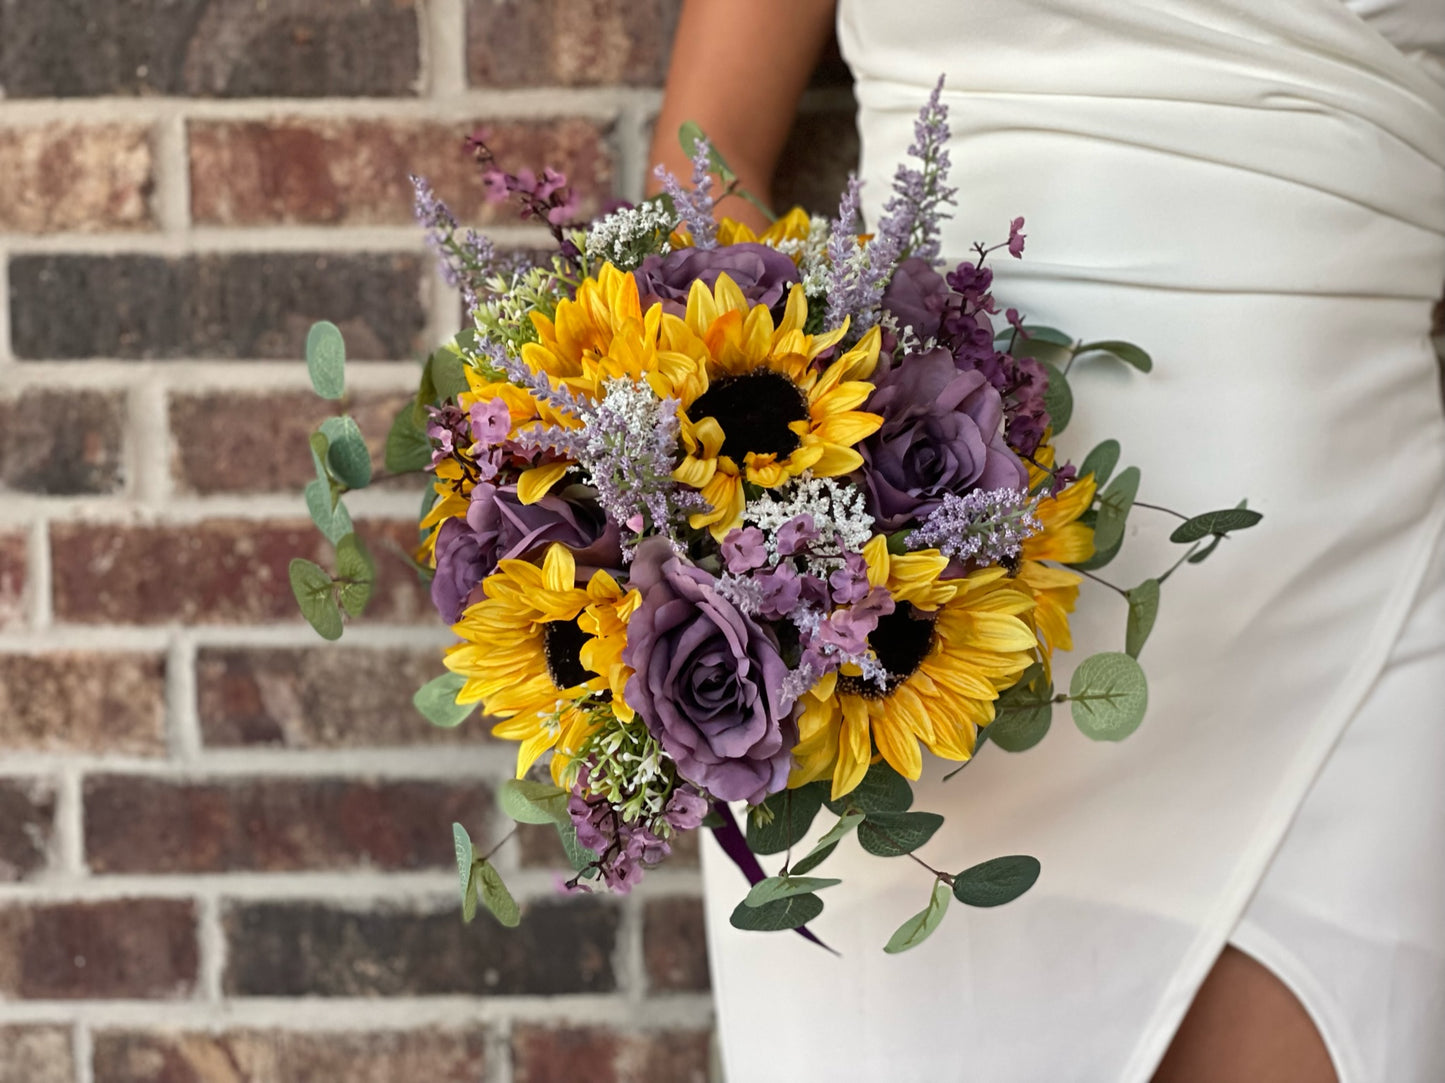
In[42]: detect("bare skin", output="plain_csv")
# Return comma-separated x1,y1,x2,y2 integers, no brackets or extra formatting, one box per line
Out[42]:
651,4,1339,1080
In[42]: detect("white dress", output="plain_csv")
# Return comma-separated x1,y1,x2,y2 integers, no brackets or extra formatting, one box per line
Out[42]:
702,1,1445,1080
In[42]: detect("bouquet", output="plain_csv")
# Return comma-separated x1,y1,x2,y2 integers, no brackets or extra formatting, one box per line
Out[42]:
289,81,1260,952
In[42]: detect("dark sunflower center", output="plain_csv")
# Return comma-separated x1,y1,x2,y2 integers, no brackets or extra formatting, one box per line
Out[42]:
687,369,809,461
543,618,597,691
837,602,937,699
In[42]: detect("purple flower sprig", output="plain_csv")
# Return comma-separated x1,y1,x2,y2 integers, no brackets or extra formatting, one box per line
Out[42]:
653,134,717,249
875,76,958,265
468,128,580,247
411,175,496,301
823,175,900,339
906,487,1043,566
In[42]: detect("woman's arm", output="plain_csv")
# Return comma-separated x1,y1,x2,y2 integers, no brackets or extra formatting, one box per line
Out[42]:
647,0,838,231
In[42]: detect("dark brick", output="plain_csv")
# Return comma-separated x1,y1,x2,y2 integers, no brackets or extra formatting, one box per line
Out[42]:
50,518,431,625
0,531,24,628
196,646,489,749
0,779,55,883
0,653,166,755
518,819,699,869
643,897,709,993
223,897,618,996
0,0,420,98
773,105,861,216
9,252,427,361
92,1028,487,1083
190,117,613,226
169,389,413,495
468,0,681,87
0,390,125,495
0,1026,73,1083
85,776,491,874
512,1026,711,1083
0,899,197,999
0,123,153,233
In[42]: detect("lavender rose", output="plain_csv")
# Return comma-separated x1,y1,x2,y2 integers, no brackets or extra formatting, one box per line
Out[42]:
881,256,951,342
623,538,795,805
859,347,1029,531
634,243,800,317
429,482,622,622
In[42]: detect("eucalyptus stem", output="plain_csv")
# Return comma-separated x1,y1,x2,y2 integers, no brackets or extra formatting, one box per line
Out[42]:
1133,500,1189,521
481,825,518,863
1158,541,1205,585
1070,566,1130,598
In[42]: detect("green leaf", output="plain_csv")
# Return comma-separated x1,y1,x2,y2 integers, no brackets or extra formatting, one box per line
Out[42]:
499,779,570,825
1017,325,1075,348
729,891,824,932
790,810,866,874
789,842,838,876
333,533,375,618
884,878,952,954
678,120,737,181
304,479,354,544
1076,339,1153,373
1041,361,1073,434
385,401,433,474
323,416,372,490
555,819,600,875
462,861,480,922
288,558,342,640
743,875,843,908
988,664,1054,753
747,784,826,856
953,855,1042,907
1078,439,1121,487
1072,532,1124,572
431,350,471,404
825,761,912,815
1169,507,1264,544
1092,466,1140,555
1125,578,1161,659
1069,652,1149,741
413,672,473,728
305,320,346,399
1187,533,1226,565
308,430,331,482
452,822,474,903
476,859,521,928
857,810,944,857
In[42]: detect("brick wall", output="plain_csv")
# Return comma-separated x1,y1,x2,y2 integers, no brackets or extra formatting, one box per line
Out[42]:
0,2,855,1081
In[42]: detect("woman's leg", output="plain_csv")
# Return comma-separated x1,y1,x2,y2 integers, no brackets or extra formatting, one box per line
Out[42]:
1152,945,1338,1083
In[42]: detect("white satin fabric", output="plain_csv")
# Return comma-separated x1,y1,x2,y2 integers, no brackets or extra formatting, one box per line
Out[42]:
703,1,1445,1080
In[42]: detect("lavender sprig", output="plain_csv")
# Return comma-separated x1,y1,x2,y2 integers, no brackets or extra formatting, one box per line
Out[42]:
875,76,957,264
907,488,1043,565
411,174,495,300
653,136,717,249
823,174,899,338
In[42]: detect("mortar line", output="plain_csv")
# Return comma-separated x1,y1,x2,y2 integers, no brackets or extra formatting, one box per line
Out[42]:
166,634,201,763
0,488,427,524
426,0,469,99
152,112,191,234
0,223,552,255
73,1021,94,1083
620,894,647,1006
127,373,171,505
0,621,456,652
196,892,226,1003
0,745,508,779
25,517,52,628
0,360,423,391
491,1018,515,1083
54,765,86,878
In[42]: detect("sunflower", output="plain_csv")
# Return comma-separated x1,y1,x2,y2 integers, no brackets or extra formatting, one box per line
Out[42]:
445,544,632,784
791,536,1038,799
664,276,884,538
670,206,813,254
1017,443,1098,670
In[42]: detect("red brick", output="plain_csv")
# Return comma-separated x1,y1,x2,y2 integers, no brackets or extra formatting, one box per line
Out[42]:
0,124,153,233
0,653,166,755
92,1028,487,1083
169,390,413,495
190,117,613,227
196,646,487,748
643,896,710,993
0,1026,73,1083
468,0,681,87
50,519,431,625
0,532,25,629
0,779,56,883
85,776,491,874
0,899,197,999
1,389,127,495
511,1026,711,1083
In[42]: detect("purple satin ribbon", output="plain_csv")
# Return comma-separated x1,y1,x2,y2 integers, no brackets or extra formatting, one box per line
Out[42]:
708,800,836,954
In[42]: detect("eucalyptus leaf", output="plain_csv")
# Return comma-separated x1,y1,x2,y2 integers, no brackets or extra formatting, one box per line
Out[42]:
747,784,826,856
1041,361,1073,434
791,810,866,874
884,878,952,954
1187,533,1226,564
452,822,474,902
324,416,372,490
1017,325,1075,348
413,671,472,728
1169,507,1264,544
988,665,1055,753
1078,439,1121,487
304,479,354,544
476,859,521,928
288,558,342,641
308,431,331,482
1093,466,1141,555
431,350,471,403
1069,652,1149,741
825,761,912,815
953,855,1042,907
1125,578,1161,658
462,861,479,922
729,891,824,932
743,875,843,908
385,401,432,474
1076,339,1153,373
788,842,838,877
555,819,600,875
857,810,944,858
499,778,570,825
333,533,374,618
305,320,346,400
1072,532,1123,572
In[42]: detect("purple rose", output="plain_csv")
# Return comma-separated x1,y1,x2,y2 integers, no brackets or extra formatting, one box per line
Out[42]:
623,538,795,805
882,256,951,342
428,482,623,622
634,243,800,318
859,348,1029,530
